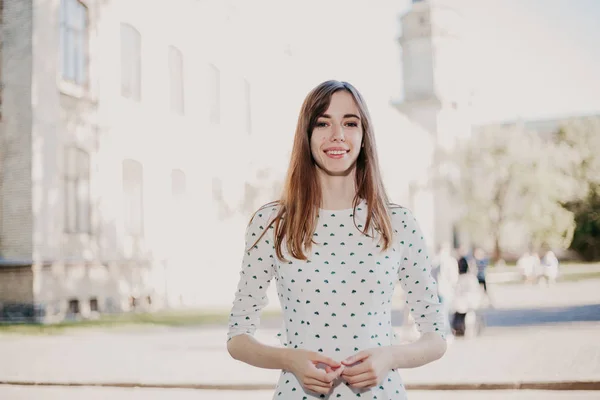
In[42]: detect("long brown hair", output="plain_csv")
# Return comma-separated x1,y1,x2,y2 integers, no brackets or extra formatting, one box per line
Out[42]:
252,80,394,261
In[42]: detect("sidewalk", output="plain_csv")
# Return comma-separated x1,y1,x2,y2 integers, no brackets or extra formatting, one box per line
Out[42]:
1,322,599,389
1,280,599,391
485,262,600,284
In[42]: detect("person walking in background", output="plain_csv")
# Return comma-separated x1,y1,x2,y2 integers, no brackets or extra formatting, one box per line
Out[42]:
432,242,459,341
473,247,489,293
473,247,492,307
540,250,559,286
451,256,482,337
226,80,447,399
517,250,534,283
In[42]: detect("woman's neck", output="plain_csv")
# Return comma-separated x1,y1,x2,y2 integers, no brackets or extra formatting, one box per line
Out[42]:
317,168,357,210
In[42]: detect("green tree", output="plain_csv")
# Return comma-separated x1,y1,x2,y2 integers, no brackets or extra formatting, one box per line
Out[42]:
451,125,575,261
563,188,600,261
556,116,600,260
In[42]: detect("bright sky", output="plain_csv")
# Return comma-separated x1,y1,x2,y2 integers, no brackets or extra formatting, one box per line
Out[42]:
235,0,600,125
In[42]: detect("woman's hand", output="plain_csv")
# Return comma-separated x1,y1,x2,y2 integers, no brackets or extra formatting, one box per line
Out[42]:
340,348,393,389
284,349,345,395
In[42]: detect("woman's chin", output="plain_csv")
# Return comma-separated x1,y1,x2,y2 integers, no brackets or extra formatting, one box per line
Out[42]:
321,166,354,177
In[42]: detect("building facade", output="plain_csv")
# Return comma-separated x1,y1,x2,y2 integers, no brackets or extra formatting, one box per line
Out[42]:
393,0,473,251
0,0,295,321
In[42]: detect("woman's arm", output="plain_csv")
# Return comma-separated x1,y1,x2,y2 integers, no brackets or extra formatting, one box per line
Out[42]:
393,208,448,364
227,206,278,354
227,333,291,370
388,332,447,369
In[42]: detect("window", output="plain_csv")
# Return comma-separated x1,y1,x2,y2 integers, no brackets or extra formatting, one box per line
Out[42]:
60,0,88,86
64,147,91,233
120,23,141,101
171,169,186,199
68,299,80,315
168,46,184,115
122,159,144,236
89,297,98,312
243,79,252,134
208,64,220,124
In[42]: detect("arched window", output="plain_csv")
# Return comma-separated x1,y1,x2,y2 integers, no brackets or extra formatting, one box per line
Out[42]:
120,23,141,101
208,63,220,124
168,46,184,115
243,78,252,134
64,146,91,233
171,169,186,199
60,0,88,86
122,159,144,236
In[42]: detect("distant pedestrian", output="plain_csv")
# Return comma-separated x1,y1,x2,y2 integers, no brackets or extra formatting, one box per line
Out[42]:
451,257,482,337
457,245,473,276
432,242,459,341
540,250,559,286
517,251,535,283
473,247,489,293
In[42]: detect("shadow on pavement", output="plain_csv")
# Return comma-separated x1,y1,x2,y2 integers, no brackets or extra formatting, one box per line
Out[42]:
259,304,600,330
480,303,600,327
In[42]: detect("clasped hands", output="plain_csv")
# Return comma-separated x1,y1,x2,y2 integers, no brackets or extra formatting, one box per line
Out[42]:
286,347,393,395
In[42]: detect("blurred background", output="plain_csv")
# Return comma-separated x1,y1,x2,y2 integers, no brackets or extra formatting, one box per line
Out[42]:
0,0,599,399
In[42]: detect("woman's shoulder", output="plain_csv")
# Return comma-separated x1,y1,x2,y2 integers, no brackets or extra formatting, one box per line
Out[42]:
247,201,282,228
387,202,415,219
386,203,420,231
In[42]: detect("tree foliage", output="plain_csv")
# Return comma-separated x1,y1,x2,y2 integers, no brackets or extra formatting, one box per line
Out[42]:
450,124,576,260
556,116,600,260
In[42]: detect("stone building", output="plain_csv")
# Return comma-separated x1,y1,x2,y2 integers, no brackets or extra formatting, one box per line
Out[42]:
0,0,296,321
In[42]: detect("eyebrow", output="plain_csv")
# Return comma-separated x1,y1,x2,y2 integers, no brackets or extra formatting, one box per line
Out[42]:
320,113,361,119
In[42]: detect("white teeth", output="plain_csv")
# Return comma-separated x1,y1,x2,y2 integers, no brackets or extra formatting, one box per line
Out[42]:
327,150,347,155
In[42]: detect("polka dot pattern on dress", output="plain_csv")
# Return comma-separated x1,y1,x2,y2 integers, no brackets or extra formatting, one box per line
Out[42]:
228,200,446,399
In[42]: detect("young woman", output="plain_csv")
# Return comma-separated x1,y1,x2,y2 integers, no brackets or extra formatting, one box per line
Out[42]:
227,80,447,399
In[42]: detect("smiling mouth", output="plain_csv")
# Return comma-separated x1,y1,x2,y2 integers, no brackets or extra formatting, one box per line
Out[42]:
325,150,349,155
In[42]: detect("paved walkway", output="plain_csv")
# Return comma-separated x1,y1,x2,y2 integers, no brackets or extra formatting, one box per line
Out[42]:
2,322,598,387
0,279,599,392
1,385,599,400
485,262,600,284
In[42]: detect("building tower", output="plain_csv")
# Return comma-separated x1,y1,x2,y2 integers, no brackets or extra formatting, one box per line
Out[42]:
394,0,472,250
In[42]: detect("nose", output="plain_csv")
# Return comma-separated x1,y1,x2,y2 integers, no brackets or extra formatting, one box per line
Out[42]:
330,123,345,142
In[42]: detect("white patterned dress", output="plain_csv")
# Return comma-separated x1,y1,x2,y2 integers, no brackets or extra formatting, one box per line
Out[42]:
227,200,446,399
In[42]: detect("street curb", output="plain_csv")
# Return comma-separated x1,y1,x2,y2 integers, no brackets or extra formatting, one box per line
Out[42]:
1,380,599,391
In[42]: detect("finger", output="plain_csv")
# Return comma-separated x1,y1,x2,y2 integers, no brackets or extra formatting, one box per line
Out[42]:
341,362,370,377
304,378,332,388
307,367,335,384
342,351,370,365
350,378,377,389
313,353,341,368
323,366,338,382
345,372,375,385
322,365,344,383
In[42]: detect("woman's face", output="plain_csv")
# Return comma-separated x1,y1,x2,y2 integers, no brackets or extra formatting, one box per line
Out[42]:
310,91,364,176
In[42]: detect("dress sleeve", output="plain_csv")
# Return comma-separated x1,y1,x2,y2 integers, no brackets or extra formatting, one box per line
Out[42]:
393,208,447,339
227,207,277,342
